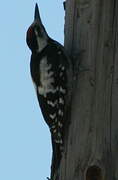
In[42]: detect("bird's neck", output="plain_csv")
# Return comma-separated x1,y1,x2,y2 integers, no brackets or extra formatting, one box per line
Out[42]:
37,37,48,53
34,29,48,53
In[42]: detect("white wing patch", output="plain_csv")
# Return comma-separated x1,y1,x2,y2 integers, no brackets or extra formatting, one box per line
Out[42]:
60,87,66,94
49,113,56,119
38,57,56,97
55,139,63,144
58,109,64,116
47,100,57,107
58,121,63,127
59,98,64,104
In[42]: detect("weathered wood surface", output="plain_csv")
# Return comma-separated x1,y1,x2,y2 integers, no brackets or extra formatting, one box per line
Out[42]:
59,0,118,179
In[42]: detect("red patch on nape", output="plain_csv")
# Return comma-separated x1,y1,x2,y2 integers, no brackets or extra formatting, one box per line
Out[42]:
27,26,34,39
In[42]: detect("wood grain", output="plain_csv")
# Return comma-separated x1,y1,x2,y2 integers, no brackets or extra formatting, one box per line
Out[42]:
58,0,118,180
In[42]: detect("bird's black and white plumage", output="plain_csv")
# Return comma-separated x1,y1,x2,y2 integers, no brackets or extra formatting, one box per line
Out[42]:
26,3,72,176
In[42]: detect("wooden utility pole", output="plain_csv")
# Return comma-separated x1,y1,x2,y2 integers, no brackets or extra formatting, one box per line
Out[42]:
58,0,118,179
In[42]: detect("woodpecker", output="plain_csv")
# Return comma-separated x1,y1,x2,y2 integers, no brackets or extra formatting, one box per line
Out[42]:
26,3,72,175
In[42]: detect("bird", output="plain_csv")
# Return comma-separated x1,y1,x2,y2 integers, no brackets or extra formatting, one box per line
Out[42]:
26,3,72,178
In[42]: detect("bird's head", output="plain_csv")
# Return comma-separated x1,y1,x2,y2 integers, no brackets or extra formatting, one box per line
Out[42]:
26,3,48,52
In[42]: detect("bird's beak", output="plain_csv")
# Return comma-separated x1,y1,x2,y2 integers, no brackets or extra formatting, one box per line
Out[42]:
34,3,42,23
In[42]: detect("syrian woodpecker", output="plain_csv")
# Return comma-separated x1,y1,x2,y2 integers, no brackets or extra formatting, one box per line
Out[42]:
26,3,72,176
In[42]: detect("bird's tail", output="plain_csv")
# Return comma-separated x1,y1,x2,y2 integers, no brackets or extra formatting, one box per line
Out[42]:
50,136,63,180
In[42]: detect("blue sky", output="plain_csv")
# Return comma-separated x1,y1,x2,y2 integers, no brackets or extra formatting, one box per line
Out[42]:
0,1,64,179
